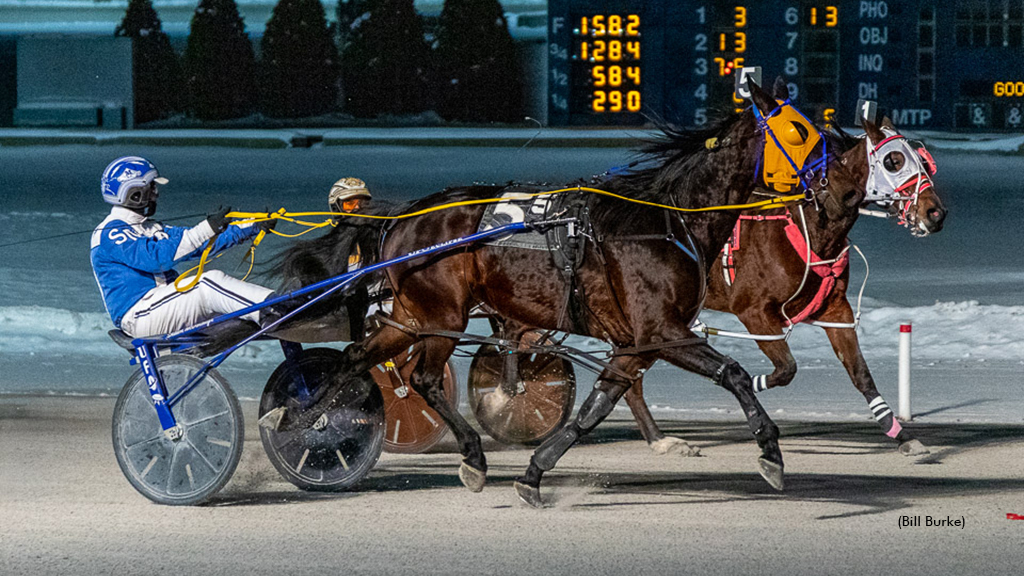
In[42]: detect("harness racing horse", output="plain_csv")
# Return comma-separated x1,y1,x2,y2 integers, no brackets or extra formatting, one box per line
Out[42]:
273,81,865,507
623,113,947,458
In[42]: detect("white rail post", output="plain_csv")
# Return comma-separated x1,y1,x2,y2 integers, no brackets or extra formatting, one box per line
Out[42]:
898,322,912,421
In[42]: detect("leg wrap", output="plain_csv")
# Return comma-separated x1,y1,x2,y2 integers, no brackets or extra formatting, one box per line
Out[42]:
532,424,580,471
869,396,903,439
712,359,741,388
532,389,616,471
752,374,769,393
577,389,615,433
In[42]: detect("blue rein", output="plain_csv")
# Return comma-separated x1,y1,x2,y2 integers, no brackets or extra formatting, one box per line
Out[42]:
752,98,830,197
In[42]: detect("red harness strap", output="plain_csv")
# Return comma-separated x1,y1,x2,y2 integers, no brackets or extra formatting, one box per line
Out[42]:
782,222,849,325
721,213,849,324
722,215,789,285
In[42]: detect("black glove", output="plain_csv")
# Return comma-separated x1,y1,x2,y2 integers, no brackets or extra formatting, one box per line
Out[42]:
258,206,278,233
206,205,232,233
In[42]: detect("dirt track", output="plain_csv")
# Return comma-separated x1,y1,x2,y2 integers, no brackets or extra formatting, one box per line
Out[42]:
1,395,1022,575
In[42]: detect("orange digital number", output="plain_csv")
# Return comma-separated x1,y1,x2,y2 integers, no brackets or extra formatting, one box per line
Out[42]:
714,57,727,76
593,40,606,61
592,91,607,112
592,66,606,87
826,6,838,27
627,91,641,112
580,42,589,60
580,17,588,35
734,6,747,28
609,15,622,36
626,41,641,59
592,15,606,36
734,32,746,52
609,40,622,61
626,66,641,85
609,91,623,112
626,15,640,36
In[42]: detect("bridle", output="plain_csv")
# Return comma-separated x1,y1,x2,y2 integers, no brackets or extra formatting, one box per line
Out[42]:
752,99,859,221
863,127,937,236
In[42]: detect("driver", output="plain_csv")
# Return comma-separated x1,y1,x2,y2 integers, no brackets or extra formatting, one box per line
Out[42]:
91,156,276,338
329,177,373,272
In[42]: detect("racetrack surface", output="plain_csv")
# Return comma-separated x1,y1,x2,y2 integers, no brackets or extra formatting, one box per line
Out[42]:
1,396,1021,576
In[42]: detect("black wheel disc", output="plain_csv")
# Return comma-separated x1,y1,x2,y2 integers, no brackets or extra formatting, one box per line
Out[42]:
259,348,385,492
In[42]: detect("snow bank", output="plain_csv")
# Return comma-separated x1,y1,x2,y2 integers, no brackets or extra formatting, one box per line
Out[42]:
2,300,1021,364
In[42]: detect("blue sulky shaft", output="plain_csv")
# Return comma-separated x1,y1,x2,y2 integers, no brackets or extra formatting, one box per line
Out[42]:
131,220,543,428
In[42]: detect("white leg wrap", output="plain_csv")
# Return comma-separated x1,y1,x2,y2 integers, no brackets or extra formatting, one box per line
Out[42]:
869,396,893,422
752,374,769,393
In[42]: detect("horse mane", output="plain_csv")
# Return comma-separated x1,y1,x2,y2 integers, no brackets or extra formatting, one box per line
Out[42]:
605,109,753,204
267,198,411,288
608,112,860,200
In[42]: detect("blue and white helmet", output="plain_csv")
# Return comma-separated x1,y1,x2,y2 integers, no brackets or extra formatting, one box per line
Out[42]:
101,156,169,209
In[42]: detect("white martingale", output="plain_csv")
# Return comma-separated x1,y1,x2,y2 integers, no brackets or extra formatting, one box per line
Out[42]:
752,374,769,393
869,396,893,421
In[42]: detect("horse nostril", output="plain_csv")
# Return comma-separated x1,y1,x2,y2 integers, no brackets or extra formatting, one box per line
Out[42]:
927,208,945,223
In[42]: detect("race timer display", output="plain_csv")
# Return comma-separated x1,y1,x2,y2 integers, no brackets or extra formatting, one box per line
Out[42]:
548,0,1024,131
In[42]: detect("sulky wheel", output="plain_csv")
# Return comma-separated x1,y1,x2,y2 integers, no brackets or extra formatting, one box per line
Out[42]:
468,331,577,445
112,354,244,506
259,348,385,492
373,343,459,454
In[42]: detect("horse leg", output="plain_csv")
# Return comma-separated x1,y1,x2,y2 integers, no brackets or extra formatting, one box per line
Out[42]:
622,377,701,457
515,355,653,508
408,335,490,492
818,299,929,456
732,309,798,393
657,341,785,491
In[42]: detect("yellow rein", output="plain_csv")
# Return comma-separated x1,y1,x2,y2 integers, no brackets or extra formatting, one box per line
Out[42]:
174,187,804,293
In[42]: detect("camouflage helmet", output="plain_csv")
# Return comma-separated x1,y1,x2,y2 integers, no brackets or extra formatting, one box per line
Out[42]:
329,177,371,210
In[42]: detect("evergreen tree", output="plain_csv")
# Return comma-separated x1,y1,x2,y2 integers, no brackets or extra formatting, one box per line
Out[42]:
261,0,339,118
183,0,258,120
341,0,432,117
115,0,182,124
336,0,370,50
434,0,522,123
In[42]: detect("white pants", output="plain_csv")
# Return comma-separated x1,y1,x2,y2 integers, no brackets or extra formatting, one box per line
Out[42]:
121,270,274,338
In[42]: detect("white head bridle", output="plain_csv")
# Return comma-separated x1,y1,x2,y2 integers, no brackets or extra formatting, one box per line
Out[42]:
863,127,937,235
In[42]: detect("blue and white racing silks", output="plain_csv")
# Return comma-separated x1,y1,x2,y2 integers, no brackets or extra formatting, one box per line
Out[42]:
90,207,259,328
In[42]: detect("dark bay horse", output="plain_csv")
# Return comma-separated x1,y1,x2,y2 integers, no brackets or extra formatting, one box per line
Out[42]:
623,116,947,458
273,81,869,507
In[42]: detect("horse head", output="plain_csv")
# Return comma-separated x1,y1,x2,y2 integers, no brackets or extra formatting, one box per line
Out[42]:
862,117,947,236
750,79,865,223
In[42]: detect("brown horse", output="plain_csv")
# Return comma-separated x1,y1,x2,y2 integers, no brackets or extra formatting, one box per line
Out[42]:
273,81,869,507
623,116,947,458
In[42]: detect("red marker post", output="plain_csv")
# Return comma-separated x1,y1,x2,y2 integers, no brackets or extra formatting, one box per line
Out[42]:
898,322,912,421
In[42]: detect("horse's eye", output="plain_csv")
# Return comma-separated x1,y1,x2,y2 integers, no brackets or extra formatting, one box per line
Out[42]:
883,151,905,172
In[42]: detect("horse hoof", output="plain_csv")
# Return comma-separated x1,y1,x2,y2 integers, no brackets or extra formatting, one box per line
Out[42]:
650,436,701,457
514,481,545,509
459,461,487,493
757,457,785,491
258,407,287,431
898,439,930,456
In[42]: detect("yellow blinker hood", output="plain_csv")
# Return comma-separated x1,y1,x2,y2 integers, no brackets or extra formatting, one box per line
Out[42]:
761,100,821,192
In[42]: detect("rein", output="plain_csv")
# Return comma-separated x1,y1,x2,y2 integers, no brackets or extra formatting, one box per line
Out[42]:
752,98,831,197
